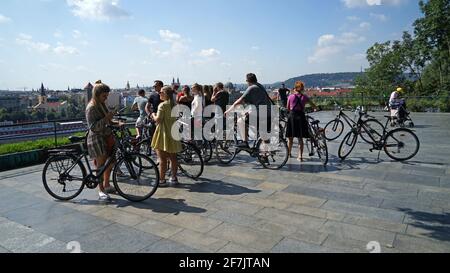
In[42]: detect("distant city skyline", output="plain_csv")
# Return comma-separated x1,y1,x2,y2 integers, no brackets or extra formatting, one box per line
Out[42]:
0,0,421,90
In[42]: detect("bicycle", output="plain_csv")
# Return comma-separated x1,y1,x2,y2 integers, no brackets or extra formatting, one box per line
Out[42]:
324,104,385,144
42,125,160,202
223,113,289,170
305,112,328,166
338,111,420,162
176,140,204,180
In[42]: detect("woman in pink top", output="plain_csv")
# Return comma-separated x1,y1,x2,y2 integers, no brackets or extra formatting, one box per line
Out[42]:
286,81,317,161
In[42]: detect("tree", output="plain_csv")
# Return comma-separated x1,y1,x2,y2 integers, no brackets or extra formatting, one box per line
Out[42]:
357,0,450,99
414,0,450,95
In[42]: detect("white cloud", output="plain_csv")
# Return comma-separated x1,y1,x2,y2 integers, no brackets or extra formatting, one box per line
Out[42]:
370,13,388,22
0,14,12,24
309,32,366,63
251,46,260,51
342,0,406,8
347,16,361,21
54,43,79,55
16,34,51,53
153,30,188,57
198,48,221,58
339,32,366,44
67,0,130,21
125,34,157,45
318,34,335,47
72,30,82,39
359,22,372,31
159,30,182,42
54,30,63,38
347,53,366,61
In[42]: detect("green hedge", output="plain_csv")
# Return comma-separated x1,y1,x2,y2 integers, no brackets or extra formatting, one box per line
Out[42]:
0,128,138,156
0,133,85,156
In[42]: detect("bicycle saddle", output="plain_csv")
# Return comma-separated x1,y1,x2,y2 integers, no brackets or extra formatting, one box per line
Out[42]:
69,136,86,143
311,120,320,125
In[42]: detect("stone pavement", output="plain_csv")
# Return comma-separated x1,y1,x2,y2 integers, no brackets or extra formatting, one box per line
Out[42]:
0,112,450,253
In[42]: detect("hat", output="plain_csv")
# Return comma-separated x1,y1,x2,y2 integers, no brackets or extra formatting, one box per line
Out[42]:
397,87,404,93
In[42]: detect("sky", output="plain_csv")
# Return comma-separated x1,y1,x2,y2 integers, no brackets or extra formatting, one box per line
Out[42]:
0,0,422,90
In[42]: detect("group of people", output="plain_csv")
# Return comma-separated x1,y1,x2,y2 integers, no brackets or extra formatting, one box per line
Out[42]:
85,73,317,201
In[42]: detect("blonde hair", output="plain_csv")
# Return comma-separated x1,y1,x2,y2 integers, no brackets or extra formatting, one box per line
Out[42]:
91,80,111,114
192,83,203,96
161,85,175,108
294,81,305,92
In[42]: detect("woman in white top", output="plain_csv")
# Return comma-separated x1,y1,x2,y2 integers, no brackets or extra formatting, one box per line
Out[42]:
191,83,205,140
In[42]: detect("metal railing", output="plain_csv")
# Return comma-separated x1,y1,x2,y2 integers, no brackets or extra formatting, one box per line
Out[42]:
0,113,139,146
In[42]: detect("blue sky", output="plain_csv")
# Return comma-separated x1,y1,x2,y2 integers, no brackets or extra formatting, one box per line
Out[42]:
0,0,422,90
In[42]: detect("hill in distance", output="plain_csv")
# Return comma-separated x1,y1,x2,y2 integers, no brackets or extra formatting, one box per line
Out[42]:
271,72,363,89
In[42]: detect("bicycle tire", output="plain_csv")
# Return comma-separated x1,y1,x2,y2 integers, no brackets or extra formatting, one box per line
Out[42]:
42,154,86,201
113,153,159,202
316,132,329,166
257,137,289,170
215,140,237,164
338,131,358,160
324,119,345,141
360,119,385,145
200,140,213,163
178,142,204,179
383,128,420,161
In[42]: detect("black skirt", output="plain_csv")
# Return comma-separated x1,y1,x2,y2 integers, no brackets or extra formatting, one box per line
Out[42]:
286,111,310,138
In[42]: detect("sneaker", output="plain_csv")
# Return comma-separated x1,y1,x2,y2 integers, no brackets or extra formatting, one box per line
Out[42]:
104,186,117,194
159,180,168,188
98,192,111,201
169,177,180,186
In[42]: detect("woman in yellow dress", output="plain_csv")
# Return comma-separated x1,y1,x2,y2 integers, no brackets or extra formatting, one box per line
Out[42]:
151,86,182,186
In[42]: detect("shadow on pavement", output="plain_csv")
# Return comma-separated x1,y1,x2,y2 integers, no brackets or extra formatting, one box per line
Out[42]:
177,178,261,196
400,208,450,243
70,197,208,216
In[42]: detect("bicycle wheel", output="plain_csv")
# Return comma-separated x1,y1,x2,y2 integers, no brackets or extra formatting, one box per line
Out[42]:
113,154,159,202
316,132,329,166
178,142,204,179
257,137,289,170
42,155,86,201
199,140,213,163
215,140,237,164
324,119,344,141
338,131,358,160
384,128,420,161
360,119,385,145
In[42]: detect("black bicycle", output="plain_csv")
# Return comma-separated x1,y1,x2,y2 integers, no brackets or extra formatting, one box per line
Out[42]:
324,105,385,144
305,113,328,166
338,111,420,162
222,114,289,170
176,141,204,179
42,125,160,202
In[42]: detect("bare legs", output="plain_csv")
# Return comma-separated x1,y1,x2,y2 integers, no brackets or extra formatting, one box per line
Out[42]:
287,138,304,161
156,150,178,183
94,155,114,192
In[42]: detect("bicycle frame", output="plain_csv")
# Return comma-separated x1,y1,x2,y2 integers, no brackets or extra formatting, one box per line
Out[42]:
336,109,358,128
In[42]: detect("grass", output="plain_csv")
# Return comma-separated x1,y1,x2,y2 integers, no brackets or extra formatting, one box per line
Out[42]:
0,132,86,156
0,127,138,156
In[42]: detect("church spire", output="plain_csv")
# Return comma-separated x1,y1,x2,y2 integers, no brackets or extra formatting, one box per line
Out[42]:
40,83,46,97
